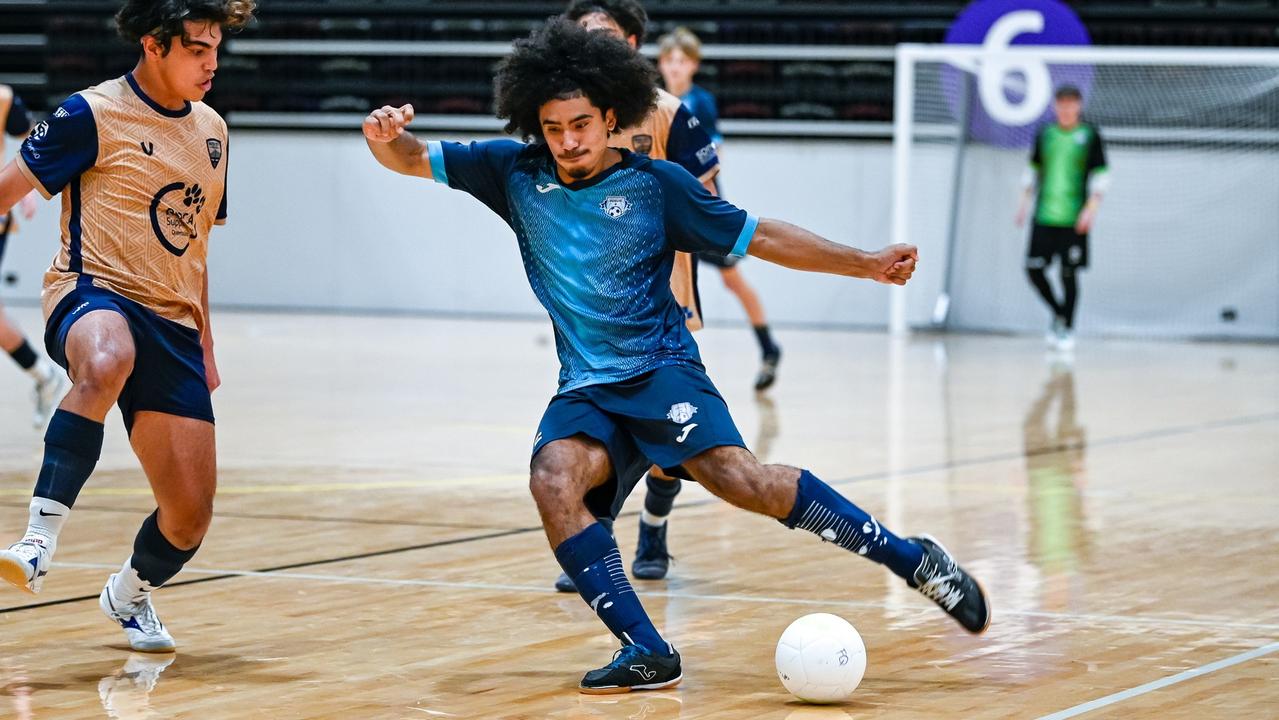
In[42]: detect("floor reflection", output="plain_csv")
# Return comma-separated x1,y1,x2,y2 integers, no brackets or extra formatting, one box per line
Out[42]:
1022,360,1091,577
98,653,174,720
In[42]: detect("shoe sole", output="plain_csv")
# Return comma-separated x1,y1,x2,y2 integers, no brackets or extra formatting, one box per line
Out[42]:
631,567,669,581
915,534,991,635
0,555,37,595
579,674,682,695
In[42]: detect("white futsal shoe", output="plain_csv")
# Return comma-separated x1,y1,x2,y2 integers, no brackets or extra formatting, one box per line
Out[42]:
0,538,53,594
100,578,176,653
32,367,67,428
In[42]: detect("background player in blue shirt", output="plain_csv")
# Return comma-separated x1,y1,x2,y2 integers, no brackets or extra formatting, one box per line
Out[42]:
364,19,990,694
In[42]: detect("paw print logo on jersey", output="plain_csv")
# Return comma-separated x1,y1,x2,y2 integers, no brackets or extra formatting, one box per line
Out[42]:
183,184,206,215
149,181,205,257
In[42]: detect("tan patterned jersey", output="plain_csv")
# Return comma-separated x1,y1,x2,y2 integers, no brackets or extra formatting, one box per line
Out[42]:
16,74,228,332
611,88,720,331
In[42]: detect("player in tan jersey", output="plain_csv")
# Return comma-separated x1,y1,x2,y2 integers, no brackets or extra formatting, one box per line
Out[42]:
560,0,725,593
0,0,254,654
0,85,64,424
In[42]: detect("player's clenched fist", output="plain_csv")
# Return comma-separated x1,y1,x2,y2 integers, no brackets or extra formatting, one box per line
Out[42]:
363,104,416,143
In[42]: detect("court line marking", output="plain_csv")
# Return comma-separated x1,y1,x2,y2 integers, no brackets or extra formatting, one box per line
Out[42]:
1035,640,1279,720
47,561,1279,634
1,411,1273,616
1,412,1272,499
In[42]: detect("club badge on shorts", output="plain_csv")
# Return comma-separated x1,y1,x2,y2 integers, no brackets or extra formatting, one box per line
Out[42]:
667,402,698,424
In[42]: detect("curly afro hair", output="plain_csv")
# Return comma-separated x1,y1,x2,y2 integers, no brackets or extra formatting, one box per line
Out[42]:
564,0,649,46
116,0,256,53
494,18,658,141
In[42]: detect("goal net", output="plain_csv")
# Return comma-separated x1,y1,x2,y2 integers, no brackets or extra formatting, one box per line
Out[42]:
891,45,1279,341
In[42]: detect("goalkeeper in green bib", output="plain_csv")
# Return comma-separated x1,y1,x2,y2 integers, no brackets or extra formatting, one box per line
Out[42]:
1016,85,1110,351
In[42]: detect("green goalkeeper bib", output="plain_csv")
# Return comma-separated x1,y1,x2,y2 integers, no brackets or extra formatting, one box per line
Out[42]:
1032,123,1107,227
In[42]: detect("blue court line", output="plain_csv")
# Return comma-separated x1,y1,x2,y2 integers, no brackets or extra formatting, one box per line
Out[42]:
1036,640,1279,720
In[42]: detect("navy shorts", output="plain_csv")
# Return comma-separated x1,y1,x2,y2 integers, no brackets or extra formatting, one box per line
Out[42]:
532,363,747,519
45,285,213,433
698,251,741,270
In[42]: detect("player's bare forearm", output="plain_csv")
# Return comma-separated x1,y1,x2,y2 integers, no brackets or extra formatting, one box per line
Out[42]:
746,218,918,285
200,272,220,392
0,160,36,215
363,104,431,179
366,131,430,178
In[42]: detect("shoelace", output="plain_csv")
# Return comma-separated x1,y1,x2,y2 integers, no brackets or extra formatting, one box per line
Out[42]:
604,645,644,670
917,572,965,611
118,598,165,635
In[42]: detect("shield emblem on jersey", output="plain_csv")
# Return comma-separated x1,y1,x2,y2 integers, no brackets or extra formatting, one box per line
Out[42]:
206,138,223,168
666,402,698,424
601,195,632,219
631,134,653,155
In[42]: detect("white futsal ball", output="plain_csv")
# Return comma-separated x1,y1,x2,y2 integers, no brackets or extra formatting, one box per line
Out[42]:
775,613,867,704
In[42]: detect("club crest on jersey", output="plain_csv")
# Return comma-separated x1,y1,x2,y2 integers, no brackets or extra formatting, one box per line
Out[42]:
631,134,653,155
667,402,698,424
206,138,223,168
601,195,632,219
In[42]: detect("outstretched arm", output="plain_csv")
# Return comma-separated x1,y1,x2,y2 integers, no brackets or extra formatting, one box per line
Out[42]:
363,104,432,179
746,218,918,286
0,160,35,216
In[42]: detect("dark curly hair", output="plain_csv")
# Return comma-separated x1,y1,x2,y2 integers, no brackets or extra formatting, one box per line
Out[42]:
564,0,649,46
116,0,256,53
494,18,658,141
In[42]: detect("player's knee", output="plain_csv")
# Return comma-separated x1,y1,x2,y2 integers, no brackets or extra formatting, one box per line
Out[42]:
74,346,134,395
161,501,213,550
529,464,579,505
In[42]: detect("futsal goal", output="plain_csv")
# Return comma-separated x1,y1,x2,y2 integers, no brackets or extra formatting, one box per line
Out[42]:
891,44,1279,341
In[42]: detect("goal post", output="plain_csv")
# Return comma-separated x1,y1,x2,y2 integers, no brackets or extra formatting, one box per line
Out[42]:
891,44,1279,340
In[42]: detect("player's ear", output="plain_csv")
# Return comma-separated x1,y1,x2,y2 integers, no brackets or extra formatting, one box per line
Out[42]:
140,34,166,60
604,108,617,134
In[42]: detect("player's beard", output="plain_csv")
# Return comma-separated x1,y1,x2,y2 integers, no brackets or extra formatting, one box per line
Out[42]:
558,149,594,179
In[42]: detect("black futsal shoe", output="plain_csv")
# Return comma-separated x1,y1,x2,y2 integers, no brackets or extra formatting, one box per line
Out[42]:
754,348,782,391
906,535,991,634
554,571,577,593
580,643,682,695
631,520,672,580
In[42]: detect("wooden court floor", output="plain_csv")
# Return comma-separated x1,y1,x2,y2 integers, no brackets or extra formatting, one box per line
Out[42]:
0,306,1275,719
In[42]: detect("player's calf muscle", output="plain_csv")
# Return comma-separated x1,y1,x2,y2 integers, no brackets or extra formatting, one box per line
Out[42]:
686,447,799,517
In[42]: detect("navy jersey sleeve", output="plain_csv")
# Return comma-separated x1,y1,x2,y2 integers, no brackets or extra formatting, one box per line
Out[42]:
650,160,757,257
426,139,525,222
17,94,98,199
5,94,33,137
688,87,722,145
664,104,719,182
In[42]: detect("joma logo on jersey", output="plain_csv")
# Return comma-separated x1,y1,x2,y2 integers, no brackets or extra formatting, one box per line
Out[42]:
600,195,632,219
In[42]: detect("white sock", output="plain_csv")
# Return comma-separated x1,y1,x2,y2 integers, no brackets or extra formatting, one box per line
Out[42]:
641,509,668,527
108,556,155,605
24,497,70,553
25,359,55,384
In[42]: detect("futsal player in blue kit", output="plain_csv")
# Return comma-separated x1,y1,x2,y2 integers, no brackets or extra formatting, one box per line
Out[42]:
364,19,990,694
